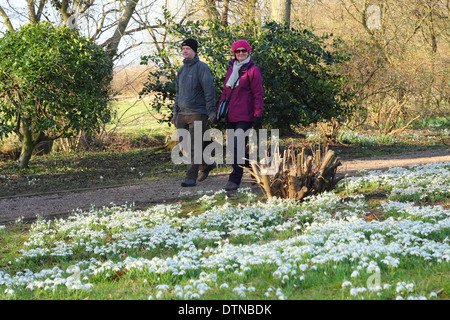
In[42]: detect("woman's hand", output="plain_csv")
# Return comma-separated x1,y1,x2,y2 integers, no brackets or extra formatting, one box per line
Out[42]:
253,116,262,129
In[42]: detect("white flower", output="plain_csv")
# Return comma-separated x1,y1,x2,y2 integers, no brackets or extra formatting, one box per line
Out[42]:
342,281,352,288
191,293,201,299
405,283,414,292
4,288,14,295
156,284,170,291
351,271,359,278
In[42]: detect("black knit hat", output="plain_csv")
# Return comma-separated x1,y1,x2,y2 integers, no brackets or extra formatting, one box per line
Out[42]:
181,38,198,53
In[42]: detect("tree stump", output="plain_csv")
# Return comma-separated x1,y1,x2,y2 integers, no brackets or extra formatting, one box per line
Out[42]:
245,146,347,201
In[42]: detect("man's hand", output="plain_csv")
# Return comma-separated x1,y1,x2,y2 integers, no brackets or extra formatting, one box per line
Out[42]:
172,114,177,126
208,111,217,124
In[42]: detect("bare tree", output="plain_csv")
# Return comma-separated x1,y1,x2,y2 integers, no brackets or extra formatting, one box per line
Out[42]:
0,0,162,61
313,0,449,130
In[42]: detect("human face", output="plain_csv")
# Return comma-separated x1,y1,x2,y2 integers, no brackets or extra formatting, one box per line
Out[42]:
182,46,196,60
234,47,249,62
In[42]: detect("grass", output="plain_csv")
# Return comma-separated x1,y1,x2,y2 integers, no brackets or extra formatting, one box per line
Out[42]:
109,99,172,136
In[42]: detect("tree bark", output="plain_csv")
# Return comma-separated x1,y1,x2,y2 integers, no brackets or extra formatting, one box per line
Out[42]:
104,0,139,58
17,117,49,168
0,5,14,31
18,118,35,168
271,0,291,27
222,0,229,26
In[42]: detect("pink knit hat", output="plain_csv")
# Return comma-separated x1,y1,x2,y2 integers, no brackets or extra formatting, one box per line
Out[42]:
232,39,251,54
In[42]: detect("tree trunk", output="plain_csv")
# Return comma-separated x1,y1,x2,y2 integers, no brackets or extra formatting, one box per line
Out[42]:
17,117,48,168
245,0,258,24
271,0,291,27
18,118,34,168
222,0,229,26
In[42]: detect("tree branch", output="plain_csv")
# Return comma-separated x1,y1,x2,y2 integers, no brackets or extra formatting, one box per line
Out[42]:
104,0,139,57
0,5,14,31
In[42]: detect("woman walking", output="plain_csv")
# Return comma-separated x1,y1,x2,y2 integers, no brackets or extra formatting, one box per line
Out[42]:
219,39,264,191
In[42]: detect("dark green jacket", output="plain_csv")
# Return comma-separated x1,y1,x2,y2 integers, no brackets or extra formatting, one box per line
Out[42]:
174,55,215,116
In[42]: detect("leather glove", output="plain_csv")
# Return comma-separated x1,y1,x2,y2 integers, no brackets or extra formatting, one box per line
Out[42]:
253,116,262,129
209,111,217,124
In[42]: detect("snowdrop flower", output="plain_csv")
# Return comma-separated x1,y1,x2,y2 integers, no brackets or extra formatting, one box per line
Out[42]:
351,271,359,278
276,288,286,300
405,283,414,292
196,283,211,295
342,281,352,288
358,287,367,294
350,288,358,296
4,288,14,295
396,282,405,293
407,296,426,300
156,284,170,291
174,286,183,298
299,264,308,271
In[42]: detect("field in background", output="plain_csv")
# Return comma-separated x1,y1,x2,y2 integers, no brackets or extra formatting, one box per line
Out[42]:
110,98,172,136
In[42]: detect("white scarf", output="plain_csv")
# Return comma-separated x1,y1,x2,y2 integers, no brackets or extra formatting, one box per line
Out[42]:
226,56,251,88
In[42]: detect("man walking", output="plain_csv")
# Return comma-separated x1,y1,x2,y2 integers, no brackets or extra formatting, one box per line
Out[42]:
173,38,217,187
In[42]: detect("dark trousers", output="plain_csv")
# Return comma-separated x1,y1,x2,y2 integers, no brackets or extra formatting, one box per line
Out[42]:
226,121,253,185
176,114,209,180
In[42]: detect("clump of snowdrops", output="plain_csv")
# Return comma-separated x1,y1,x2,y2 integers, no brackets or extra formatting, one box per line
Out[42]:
0,162,448,300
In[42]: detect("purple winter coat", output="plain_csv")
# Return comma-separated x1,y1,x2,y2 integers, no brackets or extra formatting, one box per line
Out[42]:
218,59,264,123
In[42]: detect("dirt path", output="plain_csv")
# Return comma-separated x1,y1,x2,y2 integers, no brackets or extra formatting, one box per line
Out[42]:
0,149,448,224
